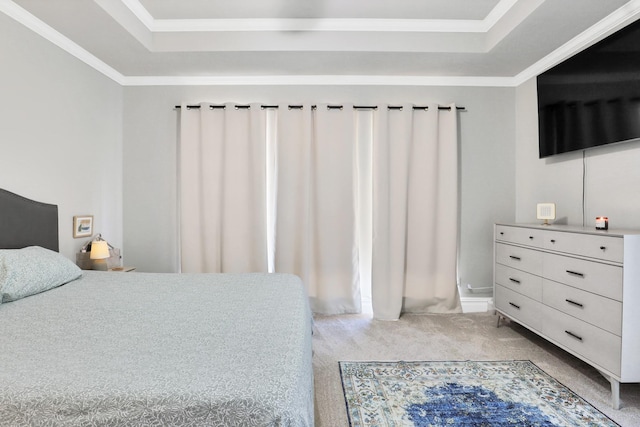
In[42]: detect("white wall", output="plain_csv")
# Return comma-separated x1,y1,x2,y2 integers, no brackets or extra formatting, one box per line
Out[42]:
0,13,124,260
123,85,516,294
515,78,640,228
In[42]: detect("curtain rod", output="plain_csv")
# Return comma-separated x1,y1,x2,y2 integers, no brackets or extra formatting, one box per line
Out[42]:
174,104,466,111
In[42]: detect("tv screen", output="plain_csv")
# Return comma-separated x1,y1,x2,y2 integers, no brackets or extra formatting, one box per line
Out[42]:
537,19,640,158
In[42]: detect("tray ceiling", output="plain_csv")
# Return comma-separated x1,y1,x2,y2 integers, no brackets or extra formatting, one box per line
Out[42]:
3,0,640,85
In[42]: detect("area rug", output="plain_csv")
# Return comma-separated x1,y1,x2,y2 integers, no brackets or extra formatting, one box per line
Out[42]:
339,360,618,426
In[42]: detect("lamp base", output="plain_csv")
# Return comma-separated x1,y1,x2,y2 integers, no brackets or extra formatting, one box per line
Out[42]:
92,259,108,271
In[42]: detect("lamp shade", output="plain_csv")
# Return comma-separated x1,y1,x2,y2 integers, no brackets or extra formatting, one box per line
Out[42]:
90,240,110,260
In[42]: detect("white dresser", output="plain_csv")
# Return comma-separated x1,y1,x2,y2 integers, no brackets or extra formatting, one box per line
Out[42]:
494,223,640,409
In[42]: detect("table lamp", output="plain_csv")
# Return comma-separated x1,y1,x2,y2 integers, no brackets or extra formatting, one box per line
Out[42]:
90,240,110,270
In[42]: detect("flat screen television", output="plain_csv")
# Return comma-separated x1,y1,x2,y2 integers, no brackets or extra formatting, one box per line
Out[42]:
537,19,640,158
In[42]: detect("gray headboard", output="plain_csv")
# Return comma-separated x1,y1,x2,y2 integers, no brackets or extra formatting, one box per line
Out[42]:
0,189,59,252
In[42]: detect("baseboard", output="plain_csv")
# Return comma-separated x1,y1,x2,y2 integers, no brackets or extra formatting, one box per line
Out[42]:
460,297,493,313
362,296,493,314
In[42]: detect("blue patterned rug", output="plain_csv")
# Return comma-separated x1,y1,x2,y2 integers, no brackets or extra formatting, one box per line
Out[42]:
339,360,618,426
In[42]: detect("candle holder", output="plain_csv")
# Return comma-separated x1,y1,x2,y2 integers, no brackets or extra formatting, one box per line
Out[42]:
595,216,609,230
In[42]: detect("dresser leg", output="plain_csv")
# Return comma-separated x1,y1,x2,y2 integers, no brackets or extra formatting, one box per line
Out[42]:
610,378,620,410
496,314,502,328
598,370,621,409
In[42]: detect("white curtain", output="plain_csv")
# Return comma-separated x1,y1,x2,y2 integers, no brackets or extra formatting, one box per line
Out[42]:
178,101,460,317
371,104,461,320
273,104,360,314
179,103,268,273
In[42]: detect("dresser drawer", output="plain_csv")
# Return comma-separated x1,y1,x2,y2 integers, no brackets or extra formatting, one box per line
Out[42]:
496,225,544,248
542,306,621,376
495,264,542,301
543,231,623,263
543,253,622,301
495,285,543,332
496,243,543,275
542,279,622,335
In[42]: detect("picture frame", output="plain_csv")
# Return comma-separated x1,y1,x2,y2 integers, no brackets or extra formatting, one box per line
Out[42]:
73,215,93,238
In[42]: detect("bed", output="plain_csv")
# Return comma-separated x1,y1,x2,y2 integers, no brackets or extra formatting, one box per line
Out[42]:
0,189,314,426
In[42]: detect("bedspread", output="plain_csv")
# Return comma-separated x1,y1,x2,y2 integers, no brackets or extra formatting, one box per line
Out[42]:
0,272,313,426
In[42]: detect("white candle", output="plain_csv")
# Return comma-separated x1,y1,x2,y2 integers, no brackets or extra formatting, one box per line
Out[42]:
595,217,608,230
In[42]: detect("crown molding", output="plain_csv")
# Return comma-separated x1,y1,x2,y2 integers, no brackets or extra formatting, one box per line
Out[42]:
0,0,516,87
121,0,154,29
123,0,516,33
3,0,639,89
513,0,640,86
0,1,516,87
484,0,519,30
149,18,488,33
121,75,517,87
0,0,125,85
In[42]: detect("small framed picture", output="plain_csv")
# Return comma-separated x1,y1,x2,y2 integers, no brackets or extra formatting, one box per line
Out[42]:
73,215,93,238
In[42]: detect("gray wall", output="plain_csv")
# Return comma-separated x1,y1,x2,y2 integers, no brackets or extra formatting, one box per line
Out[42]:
0,14,124,260
123,85,516,295
1,8,518,289
515,78,640,228
7,5,639,298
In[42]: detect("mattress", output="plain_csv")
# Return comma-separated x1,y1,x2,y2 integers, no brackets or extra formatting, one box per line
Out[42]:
0,271,313,426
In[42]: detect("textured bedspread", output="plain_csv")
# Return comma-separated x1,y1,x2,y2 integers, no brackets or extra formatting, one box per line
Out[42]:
0,272,313,426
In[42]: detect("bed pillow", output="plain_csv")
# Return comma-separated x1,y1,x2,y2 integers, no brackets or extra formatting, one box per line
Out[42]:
0,246,82,304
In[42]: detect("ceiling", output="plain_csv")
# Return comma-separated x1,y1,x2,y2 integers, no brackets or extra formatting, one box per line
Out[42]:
3,0,640,86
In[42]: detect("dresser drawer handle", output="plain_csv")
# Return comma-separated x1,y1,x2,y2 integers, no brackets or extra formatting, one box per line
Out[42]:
565,330,583,341
600,246,606,250
500,232,504,235
529,236,534,240
509,302,521,310
550,239,556,243
566,270,584,278
509,255,521,261
509,278,521,284
565,299,584,308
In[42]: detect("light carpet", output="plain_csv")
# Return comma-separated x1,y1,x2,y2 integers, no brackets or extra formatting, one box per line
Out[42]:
339,360,618,426
312,313,640,426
